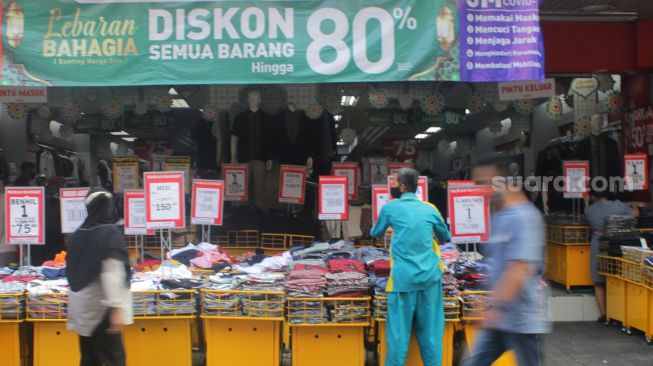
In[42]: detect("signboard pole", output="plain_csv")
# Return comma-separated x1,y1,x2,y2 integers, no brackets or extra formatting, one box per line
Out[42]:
201,225,211,243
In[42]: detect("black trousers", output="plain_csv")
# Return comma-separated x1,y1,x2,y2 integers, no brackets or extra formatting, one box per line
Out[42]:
78,312,126,366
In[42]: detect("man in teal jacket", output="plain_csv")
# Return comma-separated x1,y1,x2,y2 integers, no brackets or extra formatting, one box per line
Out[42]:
371,168,451,366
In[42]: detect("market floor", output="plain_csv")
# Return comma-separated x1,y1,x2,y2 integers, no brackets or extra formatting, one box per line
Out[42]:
544,322,652,366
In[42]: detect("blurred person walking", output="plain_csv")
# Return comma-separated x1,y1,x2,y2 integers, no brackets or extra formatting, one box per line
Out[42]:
371,168,451,366
66,189,132,366
463,158,550,366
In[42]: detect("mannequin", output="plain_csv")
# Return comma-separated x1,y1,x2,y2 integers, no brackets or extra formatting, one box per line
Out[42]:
273,103,313,169
231,90,273,210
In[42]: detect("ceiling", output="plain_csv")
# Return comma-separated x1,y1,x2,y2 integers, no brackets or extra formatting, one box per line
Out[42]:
541,0,653,19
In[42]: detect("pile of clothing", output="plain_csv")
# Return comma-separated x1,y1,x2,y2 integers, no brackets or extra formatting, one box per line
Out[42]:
0,281,25,320
169,242,236,272
359,248,390,319
201,273,286,318
26,279,69,319
603,215,641,257
130,261,199,317
285,267,327,298
202,273,239,317
325,259,369,297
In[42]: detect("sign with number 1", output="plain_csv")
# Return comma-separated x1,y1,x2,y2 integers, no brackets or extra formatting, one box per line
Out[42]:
624,154,648,191
191,180,224,226
144,172,186,229
60,188,90,234
448,186,491,243
4,187,45,244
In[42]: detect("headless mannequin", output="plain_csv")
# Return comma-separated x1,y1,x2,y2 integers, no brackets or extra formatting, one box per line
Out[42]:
231,91,273,169
274,102,314,169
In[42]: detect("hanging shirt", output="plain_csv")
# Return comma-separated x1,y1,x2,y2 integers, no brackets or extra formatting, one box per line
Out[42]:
370,192,450,292
38,151,56,177
231,109,271,162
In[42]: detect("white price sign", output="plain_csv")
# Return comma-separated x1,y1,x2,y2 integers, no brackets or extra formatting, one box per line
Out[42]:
624,154,648,191
332,162,359,201
144,172,186,229
4,187,45,244
319,176,348,220
563,161,589,199
222,164,249,202
369,158,388,185
191,180,224,226
60,188,90,234
453,196,486,235
124,191,153,235
279,165,307,204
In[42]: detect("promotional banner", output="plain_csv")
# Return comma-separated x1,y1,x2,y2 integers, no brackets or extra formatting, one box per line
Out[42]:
113,157,139,193
624,154,648,191
382,139,419,161
563,161,590,199
371,185,390,224
144,171,186,229
222,164,249,202
279,165,307,204
60,188,90,234
191,179,224,226
1,0,543,87
448,185,491,243
4,187,45,244
318,176,348,221
332,162,359,201
458,0,544,82
124,190,154,235
164,156,191,193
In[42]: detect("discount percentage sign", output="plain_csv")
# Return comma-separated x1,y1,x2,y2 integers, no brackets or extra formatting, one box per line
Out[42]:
393,7,417,30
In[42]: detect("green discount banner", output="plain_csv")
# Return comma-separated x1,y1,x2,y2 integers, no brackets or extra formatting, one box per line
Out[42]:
1,0,463,86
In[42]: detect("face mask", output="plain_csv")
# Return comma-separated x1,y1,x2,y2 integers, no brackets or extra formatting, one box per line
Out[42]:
390,187,402,199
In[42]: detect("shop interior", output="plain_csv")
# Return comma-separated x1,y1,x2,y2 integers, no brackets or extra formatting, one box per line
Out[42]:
2,75,653,365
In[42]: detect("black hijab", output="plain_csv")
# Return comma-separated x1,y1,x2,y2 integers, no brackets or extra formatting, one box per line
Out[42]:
66,189,131,292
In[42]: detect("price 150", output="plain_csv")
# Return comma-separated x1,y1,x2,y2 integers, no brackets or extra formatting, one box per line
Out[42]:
155,203,172,211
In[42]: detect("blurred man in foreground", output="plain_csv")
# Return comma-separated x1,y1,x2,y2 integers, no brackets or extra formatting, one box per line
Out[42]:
463,158,550,366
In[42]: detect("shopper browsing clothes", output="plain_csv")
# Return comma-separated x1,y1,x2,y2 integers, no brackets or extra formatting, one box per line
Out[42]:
371,168,451,366
12,161,36,186
66,189,132,366
464,158,550,366
585,190,638,323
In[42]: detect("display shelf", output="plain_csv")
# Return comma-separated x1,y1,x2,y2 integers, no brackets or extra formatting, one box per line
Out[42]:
123,318,192,366
26,293,67,321
598,255,623,277
32,321,80,366
0,292,24,366
132,289,197,319
606,276,627,327
546,225,591,245
545,242,592,292
287,297,371,326
200,289,285,320
625,282,649,335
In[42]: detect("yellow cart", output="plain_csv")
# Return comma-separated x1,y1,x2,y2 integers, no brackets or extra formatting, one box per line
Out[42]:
288,297,370,366
375,297,460,366
211,229,260,256
598,256,628,330
545,225,592,292
461,291,517,366
200,289,285,365
27,292,80,366
123,290,196,366
260,233,315,256
644,267,653,344
0,292,25,366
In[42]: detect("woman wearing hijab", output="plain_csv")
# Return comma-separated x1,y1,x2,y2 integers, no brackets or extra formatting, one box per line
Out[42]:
66,189,132,366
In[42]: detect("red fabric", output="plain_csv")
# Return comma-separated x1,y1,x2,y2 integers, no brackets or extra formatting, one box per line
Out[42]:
2,275,39,283
327,259,366,274
294,264,329,273
333,291,367,298
368,260,390,276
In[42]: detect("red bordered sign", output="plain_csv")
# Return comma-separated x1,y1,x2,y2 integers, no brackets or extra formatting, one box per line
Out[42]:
144,171,186,229
279,165,307,204
60,188,90,234
318,176,349,221
371,185,390,224
4,187,45,244
387,162,414,176
191,179,224,226
563,161,589,198
448,186,492,243
447,180,475,222
124,190,154,236
624,154,649,191
386,175,428,202
332,162,359,201
222,164,249,202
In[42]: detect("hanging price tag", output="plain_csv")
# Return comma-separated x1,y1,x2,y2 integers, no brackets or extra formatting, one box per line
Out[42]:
113,156,139,193
222,164,249,202
563,161,589,198
144,172,185,229
279,165,307,204
4,187,45,244
164,156,192,193
448,186,491,243
59,188,90,234
318,176,348,220
191,179,224,226
387,162,414,176
624,154,648,191
369,158,389,185
332,162,359,201
371,185,390,224
124,190,154,235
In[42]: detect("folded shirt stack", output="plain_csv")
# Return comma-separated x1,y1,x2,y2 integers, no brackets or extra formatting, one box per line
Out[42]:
285,269,327,297
325,272,369,297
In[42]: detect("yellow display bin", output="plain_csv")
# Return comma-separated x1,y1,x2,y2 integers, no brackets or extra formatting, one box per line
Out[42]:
288,297,370,366
545,242,592,292
0,292,24,366
606,275,627,326
200,289,284,366
462,291,517,366
32,321,80,366
625,281,649,335
647,288,653,344
123,290,196,366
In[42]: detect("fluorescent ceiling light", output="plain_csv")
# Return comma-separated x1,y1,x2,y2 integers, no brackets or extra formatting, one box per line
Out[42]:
168,87,178,96
110,130,129,136
172,99,190,108
426,127,442,134
335,124,339,129
337,139,346,146
465,109,471,115
340,95,358,107
415,133,429,139
334,114,343,122
122,137,136,142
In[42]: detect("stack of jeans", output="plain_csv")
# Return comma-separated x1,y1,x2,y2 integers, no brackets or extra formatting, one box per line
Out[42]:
0,282,25,320
238,273,285,318
202,274,238,316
